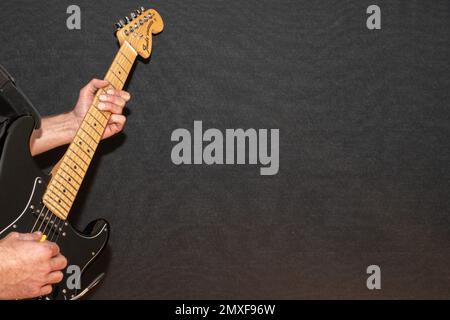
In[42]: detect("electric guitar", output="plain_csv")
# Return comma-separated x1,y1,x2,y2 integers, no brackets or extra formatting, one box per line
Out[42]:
0,7,163,300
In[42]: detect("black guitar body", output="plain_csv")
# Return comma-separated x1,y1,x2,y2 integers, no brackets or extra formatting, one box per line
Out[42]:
0,116,109,300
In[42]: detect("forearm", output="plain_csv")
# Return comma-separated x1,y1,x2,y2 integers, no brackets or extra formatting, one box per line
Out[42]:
29,111,78,156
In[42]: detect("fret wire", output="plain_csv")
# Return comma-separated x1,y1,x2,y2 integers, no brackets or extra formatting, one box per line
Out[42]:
88,108,106,126
59,163,82,186
65,153,87,173
81,123,100,142
71,143,91,164
56,172,78,191
68,147,89,166
47,187,71,209
52,179,76,199
85,113,103,136
45,203,66,220
62,159,84,180
45,192,69,214
77,130,97,149
57,170,79,188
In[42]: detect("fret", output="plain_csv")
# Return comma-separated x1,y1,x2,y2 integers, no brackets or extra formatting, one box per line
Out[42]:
44,198,68,219
119,51,133,67
43,42,138,220
56,172,79,193
85,112,103,136
89,107,108,126
75,131,96,150
113,63,127,77
52,179,76,201
81,121,101,141
60,162,82,184
67,148,88,172
97,88,108,96
53,176,76,198
69,144,92,162
106,77,121,90
47,185,72,209
63,154,86,183
115,61,128,74
45,191,70,214
108,69,125,85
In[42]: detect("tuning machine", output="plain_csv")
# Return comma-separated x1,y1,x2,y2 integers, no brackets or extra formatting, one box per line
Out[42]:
114,22,123,30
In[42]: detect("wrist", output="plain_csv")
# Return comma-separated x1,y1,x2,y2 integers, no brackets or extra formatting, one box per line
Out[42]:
66,110,81,137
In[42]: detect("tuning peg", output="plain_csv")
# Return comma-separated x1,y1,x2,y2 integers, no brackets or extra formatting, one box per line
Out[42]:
114,22,123,30
119,19,125,26
140,6,145,12
130,12,136,19
124,16,131,24
135,9,141,15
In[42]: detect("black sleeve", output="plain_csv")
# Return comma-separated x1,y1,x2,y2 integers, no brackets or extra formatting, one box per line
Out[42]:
0,64,40,129
0,64,41,158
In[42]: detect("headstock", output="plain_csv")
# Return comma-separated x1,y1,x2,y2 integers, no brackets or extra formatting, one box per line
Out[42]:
114,7,164,59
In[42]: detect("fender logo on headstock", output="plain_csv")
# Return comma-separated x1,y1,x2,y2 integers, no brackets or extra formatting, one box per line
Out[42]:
143,21,154,53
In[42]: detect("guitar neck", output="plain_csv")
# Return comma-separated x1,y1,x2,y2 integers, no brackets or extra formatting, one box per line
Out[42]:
43,41,138,220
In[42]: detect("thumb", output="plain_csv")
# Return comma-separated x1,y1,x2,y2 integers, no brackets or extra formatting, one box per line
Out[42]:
18,232,43,241
82,78,109,96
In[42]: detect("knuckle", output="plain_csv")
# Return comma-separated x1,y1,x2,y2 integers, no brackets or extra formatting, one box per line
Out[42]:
40,245,54,258
31,287,41,297
43,262,53,273
52,243,61,253
9,231,19,238
56,271,64,282
41,286,53,296
51,271,64,283
61,256,68,269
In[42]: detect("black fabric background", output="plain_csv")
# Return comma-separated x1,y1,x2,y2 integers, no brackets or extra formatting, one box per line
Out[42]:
0,0,450,299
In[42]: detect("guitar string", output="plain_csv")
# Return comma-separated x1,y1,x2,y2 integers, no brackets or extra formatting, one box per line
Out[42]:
49,218,62,242
30,203,47,233
41,213,59,240
50,215,65,243
54,220,66,244
34,207,51,234
31,206,49,233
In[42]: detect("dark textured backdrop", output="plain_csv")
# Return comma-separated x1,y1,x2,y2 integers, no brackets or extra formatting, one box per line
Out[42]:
0,0,449,299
